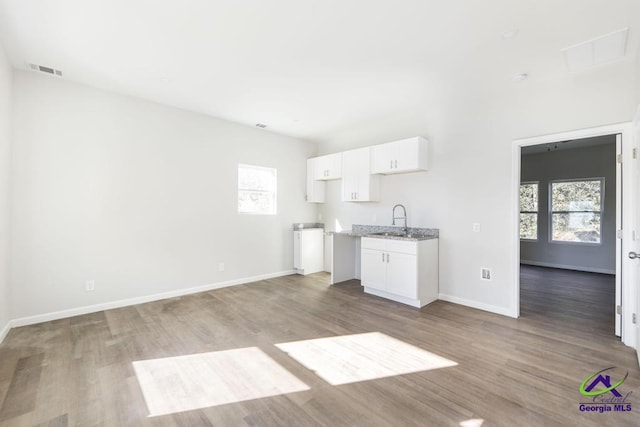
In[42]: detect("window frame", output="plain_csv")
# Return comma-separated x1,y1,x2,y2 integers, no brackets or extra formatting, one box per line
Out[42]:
237,163,278,216
548,177,604,245
519,181,539,241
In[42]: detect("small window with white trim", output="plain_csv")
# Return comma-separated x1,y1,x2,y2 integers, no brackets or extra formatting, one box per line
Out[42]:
550,178,603,243
519,182,538,240
238,164,277,215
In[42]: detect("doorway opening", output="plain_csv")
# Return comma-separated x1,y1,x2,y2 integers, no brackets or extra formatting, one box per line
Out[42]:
519,135,619,336
512,122,636,348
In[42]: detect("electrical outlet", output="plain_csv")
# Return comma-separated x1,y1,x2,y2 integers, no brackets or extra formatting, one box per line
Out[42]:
472,223,481,233
85,280,95,291
219,262,225,272
481,268,491,281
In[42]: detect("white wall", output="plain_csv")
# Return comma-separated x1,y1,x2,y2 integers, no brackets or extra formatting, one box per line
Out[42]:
637,44,640,104
0,43,11,335
319,60,637,315
520,142,617,274
10,71,318,320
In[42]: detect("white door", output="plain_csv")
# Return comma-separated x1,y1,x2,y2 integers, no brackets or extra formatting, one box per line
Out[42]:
341,149,358,201
327,153,343,180
394,138,416,171
634,111,640,366
361,249,387,291
293,231,301,269
313,155,328,180
371,142,395,174
386,252,417,298
615,134,622,337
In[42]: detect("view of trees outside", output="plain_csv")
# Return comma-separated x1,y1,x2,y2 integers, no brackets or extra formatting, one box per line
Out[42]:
551,180,602,243
238,164,277,215
519,183,538,239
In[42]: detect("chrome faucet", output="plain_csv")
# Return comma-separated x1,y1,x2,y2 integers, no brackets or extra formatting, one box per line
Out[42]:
392,204,408,234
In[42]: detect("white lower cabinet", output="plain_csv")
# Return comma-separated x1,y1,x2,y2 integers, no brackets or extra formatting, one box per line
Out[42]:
294,229,324,275
360,237,438,307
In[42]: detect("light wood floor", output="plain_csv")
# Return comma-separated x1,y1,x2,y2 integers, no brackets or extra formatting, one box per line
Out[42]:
0,273,638,426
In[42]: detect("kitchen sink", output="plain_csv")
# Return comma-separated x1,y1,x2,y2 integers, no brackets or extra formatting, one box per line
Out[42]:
367,231,414,238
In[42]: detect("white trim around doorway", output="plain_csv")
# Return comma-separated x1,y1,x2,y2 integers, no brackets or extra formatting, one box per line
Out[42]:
511,122,636,349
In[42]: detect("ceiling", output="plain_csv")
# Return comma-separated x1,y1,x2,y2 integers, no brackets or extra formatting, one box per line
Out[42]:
0,1,638,142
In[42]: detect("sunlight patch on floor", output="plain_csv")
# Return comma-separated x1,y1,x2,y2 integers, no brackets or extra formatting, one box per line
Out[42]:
275,332,457,385
133,347,309,416
460,419,484,427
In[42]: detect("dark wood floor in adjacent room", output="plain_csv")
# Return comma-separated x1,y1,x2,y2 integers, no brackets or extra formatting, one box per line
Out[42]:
0,272,638,427
520,264,616,337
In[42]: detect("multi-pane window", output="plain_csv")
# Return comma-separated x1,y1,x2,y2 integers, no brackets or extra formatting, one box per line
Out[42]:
238,164,277,215
519,182,539,240
550,179,603,243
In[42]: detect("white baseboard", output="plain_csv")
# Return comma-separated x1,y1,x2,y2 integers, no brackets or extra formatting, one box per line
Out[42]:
0,320,10,343
8,270,296,330
520,260,615,275
438,293,515,318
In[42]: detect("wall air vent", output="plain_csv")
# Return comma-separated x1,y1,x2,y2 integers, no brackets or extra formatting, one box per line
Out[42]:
27,63,63,77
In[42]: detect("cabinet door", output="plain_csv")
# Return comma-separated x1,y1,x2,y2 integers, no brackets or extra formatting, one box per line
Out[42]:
386,252,417,298
313,153,342,180
371,137,428,175
293,231,301,269
306,158,325,203
371,142,395,174
313,155,329,180
341,149,359,201
326,152,342,180
361,249,387,291
343,147,380,201
355,147,380,201
390,137,428,173
300,229,324,274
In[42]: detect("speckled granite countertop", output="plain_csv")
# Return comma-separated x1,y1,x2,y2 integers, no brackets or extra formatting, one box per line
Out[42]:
328,224,438,241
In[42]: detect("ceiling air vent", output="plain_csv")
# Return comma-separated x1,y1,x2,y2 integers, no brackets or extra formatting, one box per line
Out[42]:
27,63,63,77
562,28,628,72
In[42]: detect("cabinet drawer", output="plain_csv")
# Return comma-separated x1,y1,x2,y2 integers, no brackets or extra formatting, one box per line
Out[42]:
361,237,387,251
387,240,417,255
361,237,417,254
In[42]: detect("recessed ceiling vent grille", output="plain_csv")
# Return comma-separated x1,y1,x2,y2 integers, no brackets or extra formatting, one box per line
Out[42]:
27,63,63,77
562,28,628,72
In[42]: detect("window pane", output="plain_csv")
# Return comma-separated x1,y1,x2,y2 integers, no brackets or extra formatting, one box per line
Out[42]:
552,212,601,243
238,190,275,215
551,181,601,211
238,164,277,215
520,213,537,240
519,183,538,212
238,166,276,191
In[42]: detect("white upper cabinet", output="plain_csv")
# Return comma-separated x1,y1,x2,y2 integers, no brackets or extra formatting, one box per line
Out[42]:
341,147,380,202
306,158,326,203
371,136,428,175
313,152,342,180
